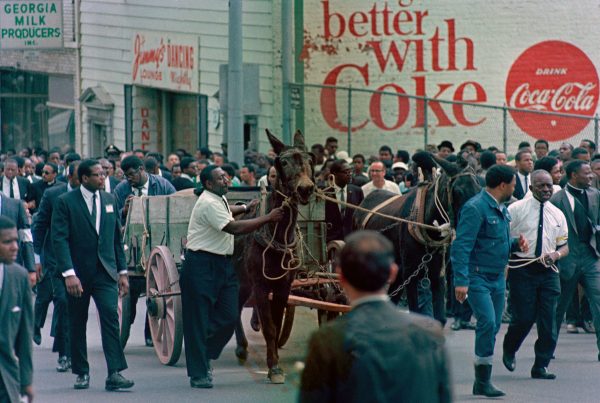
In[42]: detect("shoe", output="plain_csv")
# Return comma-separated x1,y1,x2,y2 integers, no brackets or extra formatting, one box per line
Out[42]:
451,319,462,331
56,356,71,372
190,376,213,389
531,367,556,380
33,328,41,346
74,374,90,390
105,372,134,391
583,320,595,334
502,352,516,372
566,323,579,334
472,364,505,397
145,337,154,347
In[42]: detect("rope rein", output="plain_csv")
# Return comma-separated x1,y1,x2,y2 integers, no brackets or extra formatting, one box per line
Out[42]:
508,256,559,273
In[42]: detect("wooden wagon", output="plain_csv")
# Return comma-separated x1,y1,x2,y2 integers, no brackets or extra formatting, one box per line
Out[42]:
121,187,349,365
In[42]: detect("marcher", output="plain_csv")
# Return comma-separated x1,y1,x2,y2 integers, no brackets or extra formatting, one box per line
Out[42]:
0,216,34,403
452,164,528,397
182,165,284,388
502,170,569,379
299,231,452,403
52,159,133,391
361,161,400,197
550,160,600,361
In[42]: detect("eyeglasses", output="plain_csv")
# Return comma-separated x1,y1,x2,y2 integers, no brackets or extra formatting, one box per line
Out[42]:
370,169,384,173
125,168,141,179
42,171,53,175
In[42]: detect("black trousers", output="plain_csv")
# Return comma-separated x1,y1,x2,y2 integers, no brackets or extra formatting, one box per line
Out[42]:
503,261,560,368
67,265,127,376
51,269,70,357
34,271,53,330
181,250,239,378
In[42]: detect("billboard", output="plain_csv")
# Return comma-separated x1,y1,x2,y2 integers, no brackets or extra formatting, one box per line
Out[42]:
301,0,600,154
0,1,63,49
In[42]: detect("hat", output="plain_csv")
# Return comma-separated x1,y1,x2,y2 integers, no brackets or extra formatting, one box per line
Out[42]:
460,140,481,151
104,144,122,155
392,161,409,170
335,150,353,163
437,140,454,152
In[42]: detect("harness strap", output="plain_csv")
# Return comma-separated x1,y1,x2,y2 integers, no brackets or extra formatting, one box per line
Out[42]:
360,194,404,229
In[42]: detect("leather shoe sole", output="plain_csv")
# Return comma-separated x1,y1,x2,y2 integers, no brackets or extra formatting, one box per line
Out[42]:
502,353,516,372
531,368,556,380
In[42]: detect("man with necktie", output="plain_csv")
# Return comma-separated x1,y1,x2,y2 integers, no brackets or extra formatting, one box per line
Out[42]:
502,170,569,380
52,159,133,391
551,159,600,362
513,150,534,200
1,159,31,202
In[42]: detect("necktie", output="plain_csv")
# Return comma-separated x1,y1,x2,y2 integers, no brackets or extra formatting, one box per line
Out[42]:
136,187,143,197
524,174,529,192
9,178,14,199
339,188,346,215
535,202,544,257
91,193,97,231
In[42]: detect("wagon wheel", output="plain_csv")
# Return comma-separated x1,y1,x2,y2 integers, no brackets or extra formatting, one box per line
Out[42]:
277,305,295,348
96,287,131,348
316,241,346,326
146,246,183,366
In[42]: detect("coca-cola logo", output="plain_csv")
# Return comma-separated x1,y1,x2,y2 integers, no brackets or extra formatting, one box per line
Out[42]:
505,41,599,141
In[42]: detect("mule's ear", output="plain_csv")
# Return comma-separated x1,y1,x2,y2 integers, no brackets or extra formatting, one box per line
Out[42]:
266,129,286,155
292,130,307,151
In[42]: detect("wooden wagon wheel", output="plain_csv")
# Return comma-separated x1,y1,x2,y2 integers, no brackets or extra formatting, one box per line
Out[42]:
277,305,295,348
316,241,346,326
146,246,183,366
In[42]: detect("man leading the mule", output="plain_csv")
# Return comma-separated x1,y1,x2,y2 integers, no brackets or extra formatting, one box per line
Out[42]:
181,165,284,389
451,164,528,398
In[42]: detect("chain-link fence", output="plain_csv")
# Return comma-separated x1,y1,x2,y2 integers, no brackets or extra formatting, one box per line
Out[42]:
291,83,599,157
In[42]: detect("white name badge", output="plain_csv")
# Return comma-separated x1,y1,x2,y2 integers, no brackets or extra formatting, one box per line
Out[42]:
106,204,114,213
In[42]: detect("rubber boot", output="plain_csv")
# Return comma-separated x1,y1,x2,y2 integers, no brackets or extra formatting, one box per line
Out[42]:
473,364,505,397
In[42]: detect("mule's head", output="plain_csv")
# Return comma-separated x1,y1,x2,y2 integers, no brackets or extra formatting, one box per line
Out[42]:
267,129,315,205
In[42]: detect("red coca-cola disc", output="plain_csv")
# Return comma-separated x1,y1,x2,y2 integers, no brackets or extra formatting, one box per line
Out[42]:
505,41,599,141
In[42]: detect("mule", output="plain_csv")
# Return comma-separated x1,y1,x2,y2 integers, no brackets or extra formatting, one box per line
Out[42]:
233,129,315,384
353,152,481,323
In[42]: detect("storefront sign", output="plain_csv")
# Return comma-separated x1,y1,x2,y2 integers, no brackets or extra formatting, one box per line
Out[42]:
131,31,199,93
0,1,63,49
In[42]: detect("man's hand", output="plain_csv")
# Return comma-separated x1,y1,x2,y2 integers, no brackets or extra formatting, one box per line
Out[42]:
518,234,529,253
28,272,37,288
455,286,468,304
248,199,259,210
268,207,285,222
21,384,34,402
65,275,83,297
122,195,135,217
118,274,129,297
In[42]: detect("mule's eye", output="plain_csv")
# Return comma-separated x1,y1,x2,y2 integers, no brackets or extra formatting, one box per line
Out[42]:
281,160,288,166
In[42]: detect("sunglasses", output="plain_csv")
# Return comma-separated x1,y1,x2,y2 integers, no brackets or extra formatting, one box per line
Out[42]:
42,171,54,175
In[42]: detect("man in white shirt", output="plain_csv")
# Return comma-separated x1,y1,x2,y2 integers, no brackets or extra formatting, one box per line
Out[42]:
182,165,284,389
502,170,569,380
361,161,400,197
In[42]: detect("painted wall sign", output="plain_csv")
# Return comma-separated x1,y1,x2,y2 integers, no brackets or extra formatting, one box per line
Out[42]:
131,31,199,93
0,1,63,49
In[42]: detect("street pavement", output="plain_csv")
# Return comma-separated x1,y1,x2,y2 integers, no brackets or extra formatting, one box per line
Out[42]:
33,301,600,402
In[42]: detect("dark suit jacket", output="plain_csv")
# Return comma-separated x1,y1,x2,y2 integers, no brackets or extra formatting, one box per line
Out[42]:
0,263,33,402
1,194,35,273
105,176,121,194
551,187,600,280
325,184,364,242
32,183,68,274
52,189,127,284
299,300,451,403
29,180,61,212
113,174,176,224
171,176,195,191
0,176,32,202
513,175,527,200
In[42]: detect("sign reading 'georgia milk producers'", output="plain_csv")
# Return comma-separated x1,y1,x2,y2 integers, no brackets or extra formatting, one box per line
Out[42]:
0,1,63,49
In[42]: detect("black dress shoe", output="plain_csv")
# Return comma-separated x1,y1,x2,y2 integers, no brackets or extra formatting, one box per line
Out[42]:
451,319,462,331
74,374,90,389
583,320,595,334
105,372,134,391
145,337,154,347
56,356,71,372
33,328,41,346
190,376,213,389
502,352,516,372
531,367,556,379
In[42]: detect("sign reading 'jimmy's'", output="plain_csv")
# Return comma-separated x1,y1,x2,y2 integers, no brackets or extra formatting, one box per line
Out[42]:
0,1,63,49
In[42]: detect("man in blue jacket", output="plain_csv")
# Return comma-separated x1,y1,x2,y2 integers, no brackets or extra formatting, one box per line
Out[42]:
451,164,528,398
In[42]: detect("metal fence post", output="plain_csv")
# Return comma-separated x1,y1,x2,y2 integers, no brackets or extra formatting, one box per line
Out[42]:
502,104,508,153
423,98,428,149
595,114,599,149
347,86,352,155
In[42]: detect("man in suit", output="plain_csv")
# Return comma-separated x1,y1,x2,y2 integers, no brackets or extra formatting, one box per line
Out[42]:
99,159,121,194
0,216,34,403
52,159,134,391
32,161,80,373
299,231,451,402
28,162,60,212
171,157,197,191
550,159,600,360
1,159,32,203
0,193,36,287
513,150,534,200
324,160,364,243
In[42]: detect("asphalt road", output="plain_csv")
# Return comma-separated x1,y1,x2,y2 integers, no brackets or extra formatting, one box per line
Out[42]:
33,301,600,402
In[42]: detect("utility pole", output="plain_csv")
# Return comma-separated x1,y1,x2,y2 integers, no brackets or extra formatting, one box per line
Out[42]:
227,0,244,166
281,0,292,144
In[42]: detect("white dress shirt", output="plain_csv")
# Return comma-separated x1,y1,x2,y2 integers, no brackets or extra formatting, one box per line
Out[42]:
186,190,234,255
361,180,400,197
2,176,20,199
508,196,568,258
133,179,150,197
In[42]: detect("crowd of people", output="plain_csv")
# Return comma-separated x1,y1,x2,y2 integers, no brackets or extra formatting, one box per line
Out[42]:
1,134,600,401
